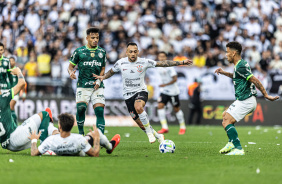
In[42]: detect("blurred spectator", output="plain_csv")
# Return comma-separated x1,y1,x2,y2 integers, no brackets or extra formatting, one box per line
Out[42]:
193,47,206,68
145,76,154,100
37,48,51,76
187,79,202,125
15,40,29,65
269,55,282,70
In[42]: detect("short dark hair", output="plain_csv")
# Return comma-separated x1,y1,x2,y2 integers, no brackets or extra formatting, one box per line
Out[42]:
158,51,167,56
86,27,99,35
226,41,242,55
9,56,16,61
58,113,75,132
127,42,137,48
0,42,4,48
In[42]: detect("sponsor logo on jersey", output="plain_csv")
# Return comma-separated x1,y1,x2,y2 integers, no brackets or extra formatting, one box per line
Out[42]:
98,52,103,58
121,62,129,65
123,69,128,71
83,60,101,67
129,111,136,119
137,65,143,73
0,68,7,73
130,70,135,73
85,81,95,86
2,91,10,97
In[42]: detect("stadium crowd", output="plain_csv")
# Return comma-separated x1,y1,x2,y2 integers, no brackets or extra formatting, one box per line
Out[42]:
0,0,282,97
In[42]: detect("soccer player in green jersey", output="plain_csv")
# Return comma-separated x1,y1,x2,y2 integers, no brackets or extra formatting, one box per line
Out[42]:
215,41,279,155
68,27,107,135
0,67,59,152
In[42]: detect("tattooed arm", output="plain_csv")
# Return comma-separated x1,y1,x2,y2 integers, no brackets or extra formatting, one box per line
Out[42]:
248,76,279,101
93,69,116,82
28,130,42,156
155,59,193,67
86,126,100,157
11,67,26,96
215,68,233,79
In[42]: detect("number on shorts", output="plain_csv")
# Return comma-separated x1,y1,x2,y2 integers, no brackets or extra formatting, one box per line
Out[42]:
0,122,6,136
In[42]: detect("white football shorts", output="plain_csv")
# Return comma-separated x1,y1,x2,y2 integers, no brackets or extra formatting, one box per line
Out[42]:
76,88,105,105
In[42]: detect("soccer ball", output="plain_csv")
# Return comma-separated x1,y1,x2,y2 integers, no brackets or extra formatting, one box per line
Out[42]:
159,140,175,153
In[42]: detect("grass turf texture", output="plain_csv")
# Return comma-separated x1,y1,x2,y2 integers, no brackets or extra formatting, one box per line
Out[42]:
0,125,281,184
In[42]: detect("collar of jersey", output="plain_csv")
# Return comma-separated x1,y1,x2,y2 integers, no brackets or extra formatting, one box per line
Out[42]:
0,55,3,61
85,45,98,51
234,59,242,68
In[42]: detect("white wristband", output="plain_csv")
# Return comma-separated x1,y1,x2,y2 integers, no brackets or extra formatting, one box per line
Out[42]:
31,139,38,144
96,79,101,86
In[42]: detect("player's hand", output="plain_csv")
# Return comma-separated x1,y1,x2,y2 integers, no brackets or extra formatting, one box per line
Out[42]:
93,81,100,90
70,70,77,79
10,67,21,75
215,68,224,75
93,73,104,82
159,84,166,87
28,130,42,140
183,59,193,66
89,125,99,139
264,95,279,101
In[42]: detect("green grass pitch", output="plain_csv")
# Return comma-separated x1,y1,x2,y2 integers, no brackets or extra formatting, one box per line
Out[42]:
0,125,281,184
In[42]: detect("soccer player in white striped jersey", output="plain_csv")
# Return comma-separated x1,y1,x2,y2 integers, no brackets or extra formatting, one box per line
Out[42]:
156,52,186,135
93,43,193,144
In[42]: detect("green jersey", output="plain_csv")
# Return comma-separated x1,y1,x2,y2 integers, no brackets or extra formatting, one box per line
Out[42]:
233,59,257,101
69,45,106,88
0,89,17,149
0,56,11,90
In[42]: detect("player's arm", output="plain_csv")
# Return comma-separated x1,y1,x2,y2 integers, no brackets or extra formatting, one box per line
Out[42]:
10,67,26,96
214,68,233,78
248,76,279,101
28,130,42,156
68,63,77,79
85,126,100,157
93,66,106,90
93,68,116,82
155,59,193,67
160,76,177,87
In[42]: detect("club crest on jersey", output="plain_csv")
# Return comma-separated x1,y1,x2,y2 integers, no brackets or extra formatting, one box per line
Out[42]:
3,61,7,66
98,52,103,58
137,65,143,73
130,111,136,119
91,53,95,57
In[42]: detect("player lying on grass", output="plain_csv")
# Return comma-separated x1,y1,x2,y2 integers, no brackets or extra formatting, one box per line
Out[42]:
93,42,193,144
0,67,59,152
215,41,279,155
28,113,120,157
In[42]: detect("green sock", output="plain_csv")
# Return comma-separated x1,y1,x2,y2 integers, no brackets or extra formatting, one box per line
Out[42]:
11,110,18,125
94,106,105,134
76,103,87,135
39,111,50,143
225,124,242,150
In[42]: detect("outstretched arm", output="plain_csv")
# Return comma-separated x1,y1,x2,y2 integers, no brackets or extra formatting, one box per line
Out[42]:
93,69,116,82
215,68,233,79
155,59,193,67
248,76,279,101
28,130,42,156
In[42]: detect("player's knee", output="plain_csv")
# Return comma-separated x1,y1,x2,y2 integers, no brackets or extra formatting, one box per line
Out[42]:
134,105,143,114
173,106,180,112
158,103,165,109
77,103,87,116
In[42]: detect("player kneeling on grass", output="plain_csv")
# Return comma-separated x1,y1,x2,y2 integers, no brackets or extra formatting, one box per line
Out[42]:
0,68,59,152
215,41,279,155
28,113,120,157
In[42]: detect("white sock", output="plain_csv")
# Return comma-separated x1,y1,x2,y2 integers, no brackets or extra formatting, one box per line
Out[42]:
48,123,58,136
151,126,161,139
176,110,186,129
139,111,152,133
98,129,112,150
158,108,168,129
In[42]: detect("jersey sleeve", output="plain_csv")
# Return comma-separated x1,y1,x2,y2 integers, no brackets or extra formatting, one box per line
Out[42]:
168,67,177,77
80,136,92,153
146,59,157,68
236,64,253,80
112,60,120,72
69,49,80,66
38,137,52,154
102,51,107,67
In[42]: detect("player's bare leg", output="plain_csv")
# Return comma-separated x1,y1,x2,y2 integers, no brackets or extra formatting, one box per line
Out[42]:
157,102,169,134
93,103,105,134
220,110,244,155
173,106,186,135
76,101,88,135
134,99,157,143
